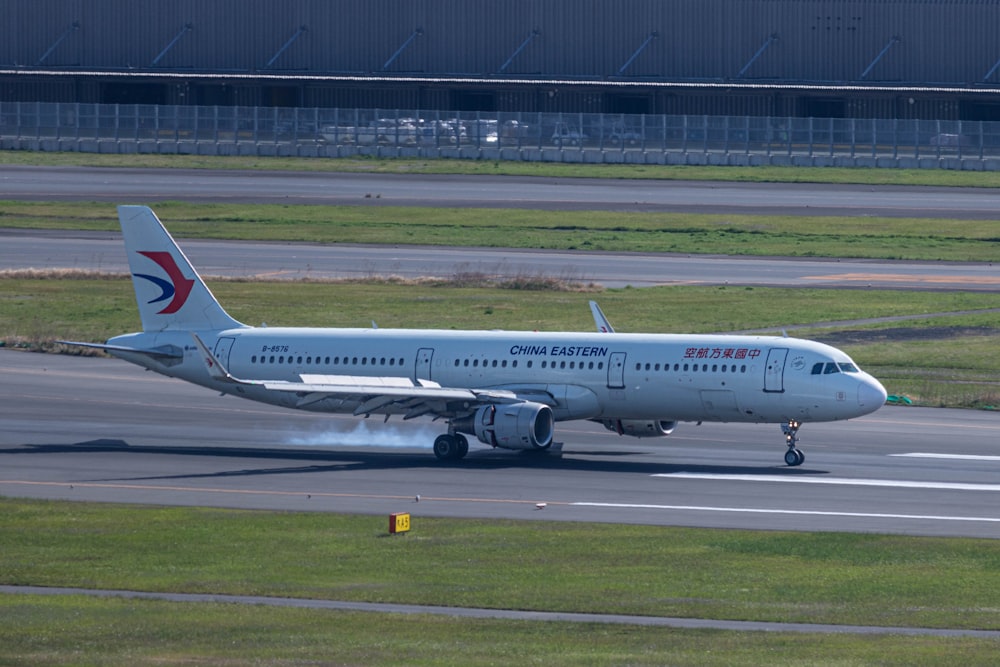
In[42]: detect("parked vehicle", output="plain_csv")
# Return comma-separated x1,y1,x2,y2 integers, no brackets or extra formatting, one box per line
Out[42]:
464,119,499,145
607,121,643,146
928,133,973,148
551,121,587,146
319,118,419,145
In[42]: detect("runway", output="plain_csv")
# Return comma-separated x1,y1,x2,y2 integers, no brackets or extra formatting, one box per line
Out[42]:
5,350,1000,538
4,228,998,291
4,165,1000,218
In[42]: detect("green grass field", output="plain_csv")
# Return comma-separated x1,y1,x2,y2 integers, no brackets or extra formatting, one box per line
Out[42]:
1,498,999,666
3,199,1000,261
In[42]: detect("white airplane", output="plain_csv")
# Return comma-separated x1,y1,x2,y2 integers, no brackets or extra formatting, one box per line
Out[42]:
63,205,887,466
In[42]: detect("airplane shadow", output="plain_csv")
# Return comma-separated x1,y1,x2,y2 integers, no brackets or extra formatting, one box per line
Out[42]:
2,438,832,482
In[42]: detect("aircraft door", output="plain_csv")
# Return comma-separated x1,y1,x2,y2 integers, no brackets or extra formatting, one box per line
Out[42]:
415,347,434,382
213,337,236,369
607,352,626,389
764,347,788,393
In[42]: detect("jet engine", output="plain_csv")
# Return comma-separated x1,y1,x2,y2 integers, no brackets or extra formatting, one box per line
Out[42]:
459,402,554,450
603,419,677,438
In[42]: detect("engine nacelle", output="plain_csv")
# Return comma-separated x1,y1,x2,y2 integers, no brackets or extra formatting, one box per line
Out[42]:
603,419,677,438
463,402,554,451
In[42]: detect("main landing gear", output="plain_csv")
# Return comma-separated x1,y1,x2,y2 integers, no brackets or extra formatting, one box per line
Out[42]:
781,420,805,466
433,433,469,461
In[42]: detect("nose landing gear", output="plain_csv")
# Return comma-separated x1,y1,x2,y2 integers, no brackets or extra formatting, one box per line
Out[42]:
782,420,805,466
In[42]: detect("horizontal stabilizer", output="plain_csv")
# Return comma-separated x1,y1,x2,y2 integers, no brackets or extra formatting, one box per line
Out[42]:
58,340,183,361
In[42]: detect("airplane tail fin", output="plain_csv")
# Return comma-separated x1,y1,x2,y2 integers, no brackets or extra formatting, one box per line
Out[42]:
589,300,615,333
118,205,245,333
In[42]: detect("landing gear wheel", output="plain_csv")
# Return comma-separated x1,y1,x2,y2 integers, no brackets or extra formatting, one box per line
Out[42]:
433,434,456,461
455,434,469,458
433,434,469,461
781,420,804,467
784,448,805,467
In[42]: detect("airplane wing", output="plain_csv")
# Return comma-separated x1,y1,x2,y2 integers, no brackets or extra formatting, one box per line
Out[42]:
190,334,520,418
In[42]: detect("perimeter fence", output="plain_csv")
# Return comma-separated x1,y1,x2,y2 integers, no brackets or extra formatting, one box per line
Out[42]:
3,101,1000,170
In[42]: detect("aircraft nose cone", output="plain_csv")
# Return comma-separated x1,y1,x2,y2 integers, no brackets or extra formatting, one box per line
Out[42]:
858,378,888,409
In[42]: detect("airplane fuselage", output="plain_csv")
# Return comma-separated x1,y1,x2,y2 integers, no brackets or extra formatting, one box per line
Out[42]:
109,326,885,426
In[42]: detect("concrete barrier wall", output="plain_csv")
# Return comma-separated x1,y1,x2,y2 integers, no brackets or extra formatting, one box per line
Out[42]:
5,133,1000,171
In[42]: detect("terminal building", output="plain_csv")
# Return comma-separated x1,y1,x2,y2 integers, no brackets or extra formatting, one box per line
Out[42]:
3,0,1000,122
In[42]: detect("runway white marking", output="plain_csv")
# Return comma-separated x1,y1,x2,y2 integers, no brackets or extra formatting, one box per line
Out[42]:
892,453,1000,462
572,502,1000,523
652,473,1000,492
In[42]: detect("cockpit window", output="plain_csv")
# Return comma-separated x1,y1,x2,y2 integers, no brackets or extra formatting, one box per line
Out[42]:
813,360,861,375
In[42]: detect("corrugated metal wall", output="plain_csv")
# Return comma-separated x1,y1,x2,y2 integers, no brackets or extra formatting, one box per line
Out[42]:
6,0,1000,83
